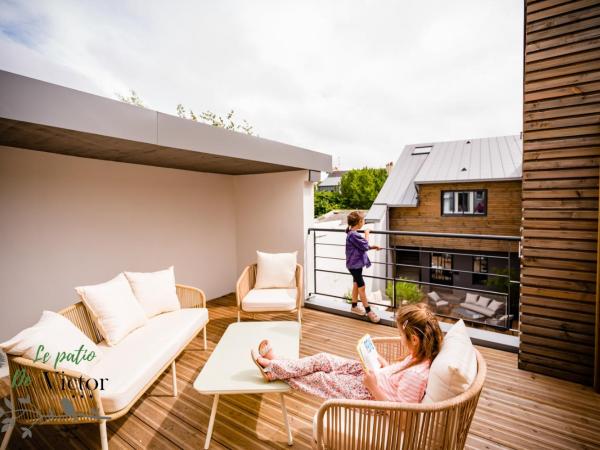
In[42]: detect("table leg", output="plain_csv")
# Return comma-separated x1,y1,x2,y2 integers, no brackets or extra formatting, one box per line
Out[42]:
279,393,293,446
204,394,220,449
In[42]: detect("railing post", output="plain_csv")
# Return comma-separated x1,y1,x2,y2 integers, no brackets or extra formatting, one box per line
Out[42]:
313,229,317,297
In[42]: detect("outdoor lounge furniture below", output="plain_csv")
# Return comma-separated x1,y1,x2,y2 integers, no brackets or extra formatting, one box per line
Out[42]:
426,291,450,314
193,321,300,449
236,262,303,329
1,284,208,450
313,335,487,449
459,293,505,319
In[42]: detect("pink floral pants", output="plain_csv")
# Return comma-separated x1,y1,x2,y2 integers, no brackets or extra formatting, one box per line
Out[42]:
266,352,373,400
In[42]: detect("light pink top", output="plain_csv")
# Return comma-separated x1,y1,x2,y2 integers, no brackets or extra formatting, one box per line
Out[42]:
375,355,430,403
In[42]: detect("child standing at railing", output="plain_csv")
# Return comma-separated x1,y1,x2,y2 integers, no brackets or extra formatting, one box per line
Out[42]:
345,211,381,323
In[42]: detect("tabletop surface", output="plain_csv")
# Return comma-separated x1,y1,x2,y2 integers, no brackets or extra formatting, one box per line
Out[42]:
193,321,300,394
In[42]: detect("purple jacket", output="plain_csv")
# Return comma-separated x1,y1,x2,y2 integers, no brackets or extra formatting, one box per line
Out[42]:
346,230,372,269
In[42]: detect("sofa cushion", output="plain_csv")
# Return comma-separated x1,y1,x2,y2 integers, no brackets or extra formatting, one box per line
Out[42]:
76,273,147,346
242,288,297,312
90,308,208,413
476,296,491,308
0,310,101,374
255,251,297,289
423,320,477,403
465,293,478,304
487,300,504,314
124,266,180,318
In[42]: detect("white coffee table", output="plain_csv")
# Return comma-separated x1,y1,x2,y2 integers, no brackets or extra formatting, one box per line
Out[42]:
193,321,300,449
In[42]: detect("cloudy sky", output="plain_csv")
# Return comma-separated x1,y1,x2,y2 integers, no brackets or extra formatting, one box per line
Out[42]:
0,0,523,169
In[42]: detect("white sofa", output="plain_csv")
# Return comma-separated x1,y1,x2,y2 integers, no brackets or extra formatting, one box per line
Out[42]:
1,284,208,450
459,292,505,318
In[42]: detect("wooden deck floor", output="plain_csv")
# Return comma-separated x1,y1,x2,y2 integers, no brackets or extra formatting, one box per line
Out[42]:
2,294,600,449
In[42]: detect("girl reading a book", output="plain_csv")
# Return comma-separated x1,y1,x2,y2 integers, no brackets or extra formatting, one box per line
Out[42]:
252,304,443,403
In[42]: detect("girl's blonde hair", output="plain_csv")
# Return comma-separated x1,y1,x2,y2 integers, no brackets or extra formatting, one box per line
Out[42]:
395,303,443,367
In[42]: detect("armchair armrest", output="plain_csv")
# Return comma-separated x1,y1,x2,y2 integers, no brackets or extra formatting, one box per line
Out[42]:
315,397,439,449
176,284,206,309
236,265,255,308
7,356,106,426
295,264,303,309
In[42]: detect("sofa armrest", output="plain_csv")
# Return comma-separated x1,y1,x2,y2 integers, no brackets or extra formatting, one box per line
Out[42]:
176,284,206,309
236,265,255,308
6,356,106,426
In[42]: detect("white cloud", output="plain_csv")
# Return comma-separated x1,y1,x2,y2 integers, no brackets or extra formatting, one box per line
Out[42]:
0,0,523,169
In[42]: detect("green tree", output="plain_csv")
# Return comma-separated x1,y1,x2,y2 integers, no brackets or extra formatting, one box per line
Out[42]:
314,189,343,217
339,168,388,209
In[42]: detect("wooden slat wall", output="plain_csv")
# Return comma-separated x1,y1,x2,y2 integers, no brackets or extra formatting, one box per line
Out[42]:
389,181,522,252
521,0,600,388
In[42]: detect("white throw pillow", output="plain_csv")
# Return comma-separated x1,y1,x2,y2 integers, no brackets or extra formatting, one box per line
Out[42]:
476,296,491,308
254,251,297,289
422,320,477,403
76,273,147,346
0,311,101,374
428,291,441,302
465,293,478,304
124,266,181,317
487,300,504,314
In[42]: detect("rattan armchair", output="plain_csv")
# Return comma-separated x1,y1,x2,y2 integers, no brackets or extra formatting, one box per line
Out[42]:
236,263,303,327
1,284,206,450
314,337,487,450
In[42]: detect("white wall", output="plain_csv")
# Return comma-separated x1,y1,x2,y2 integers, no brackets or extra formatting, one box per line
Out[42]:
233,170,313,278
0,146,238,341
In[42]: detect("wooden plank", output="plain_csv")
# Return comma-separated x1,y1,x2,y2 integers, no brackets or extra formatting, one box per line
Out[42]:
521,303,597,323
527,0,600,23
520,323,595,345
521,293,596,313
525,38,600,64
522,199,598,209
521,313,596,335
526,58,600,83
523,146,600,160
526,26,600,54
521,284,597,302
522,255,597,272
524,114,600,131
522,229,598,240
522,219,598,230
523,124,600,140
518,359,592,385
520,274,595,293
520,343,595,365
522,266,597,282
527,3,600,33
522,167,599,180
522,189,599,200
519,353,593,379
522,209,599,220
527,14,600,44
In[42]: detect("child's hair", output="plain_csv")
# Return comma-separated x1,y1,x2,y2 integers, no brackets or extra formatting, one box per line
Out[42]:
395,303,443,367
346,211,364,233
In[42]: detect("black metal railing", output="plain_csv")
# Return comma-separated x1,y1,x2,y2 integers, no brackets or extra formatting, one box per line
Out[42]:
307,227,521,330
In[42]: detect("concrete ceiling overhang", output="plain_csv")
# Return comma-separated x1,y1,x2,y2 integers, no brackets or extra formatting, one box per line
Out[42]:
0,71,332,175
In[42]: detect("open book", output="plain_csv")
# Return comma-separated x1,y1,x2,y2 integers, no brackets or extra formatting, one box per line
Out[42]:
356,334,381,373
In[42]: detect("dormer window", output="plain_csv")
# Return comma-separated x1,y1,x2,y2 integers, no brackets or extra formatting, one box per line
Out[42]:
412,146,432,155
442,190,487,215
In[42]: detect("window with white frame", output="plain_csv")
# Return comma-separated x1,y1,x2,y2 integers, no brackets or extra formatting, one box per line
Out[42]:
442,190,486,215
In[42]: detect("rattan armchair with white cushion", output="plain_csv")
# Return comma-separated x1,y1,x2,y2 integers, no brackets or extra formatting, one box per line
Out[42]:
313,336,487,450
236,263,303,326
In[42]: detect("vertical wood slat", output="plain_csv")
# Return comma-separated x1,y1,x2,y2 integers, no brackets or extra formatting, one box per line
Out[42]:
521,0,600,389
